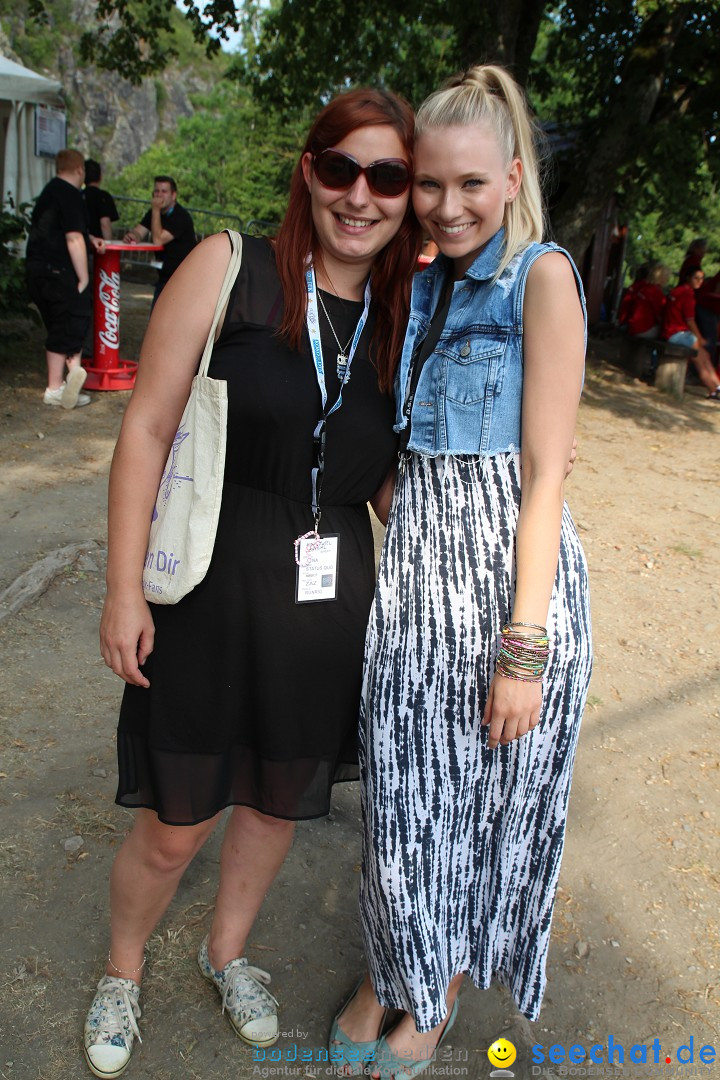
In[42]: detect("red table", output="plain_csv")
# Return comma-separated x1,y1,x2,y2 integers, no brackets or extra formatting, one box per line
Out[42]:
84,242,163,391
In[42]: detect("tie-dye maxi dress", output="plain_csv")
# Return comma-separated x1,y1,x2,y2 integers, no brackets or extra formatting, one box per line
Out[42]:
359,450,592,1029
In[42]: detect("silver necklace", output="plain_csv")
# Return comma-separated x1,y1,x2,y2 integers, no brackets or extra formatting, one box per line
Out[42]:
317,289,354,382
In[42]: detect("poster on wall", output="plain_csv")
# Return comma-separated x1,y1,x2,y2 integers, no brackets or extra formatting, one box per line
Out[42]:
35,104,66,159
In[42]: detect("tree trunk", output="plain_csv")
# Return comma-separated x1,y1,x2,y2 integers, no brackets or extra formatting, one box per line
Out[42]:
552,4,688,264
501,0,546,86
458,0,546,85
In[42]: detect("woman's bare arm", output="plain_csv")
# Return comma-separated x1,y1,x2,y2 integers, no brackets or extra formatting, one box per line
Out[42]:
99,233,232,686
483,251,585,748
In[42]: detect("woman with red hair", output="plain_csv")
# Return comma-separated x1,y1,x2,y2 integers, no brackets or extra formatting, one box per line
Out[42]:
84,88,421,1078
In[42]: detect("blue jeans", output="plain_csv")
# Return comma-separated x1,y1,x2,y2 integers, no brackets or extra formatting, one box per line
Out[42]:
667,330,696,348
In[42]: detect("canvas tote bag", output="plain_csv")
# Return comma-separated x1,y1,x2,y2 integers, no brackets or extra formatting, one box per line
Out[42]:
143,230,243,604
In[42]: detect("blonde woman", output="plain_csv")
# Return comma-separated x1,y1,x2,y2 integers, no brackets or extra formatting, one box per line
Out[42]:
330,66,593,1078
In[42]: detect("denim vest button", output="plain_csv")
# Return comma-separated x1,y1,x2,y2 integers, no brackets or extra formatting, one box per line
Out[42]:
460,341,471,357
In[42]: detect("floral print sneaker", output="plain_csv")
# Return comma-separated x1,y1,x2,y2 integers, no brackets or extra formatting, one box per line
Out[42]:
197,935,279,1047
83,975,141,1078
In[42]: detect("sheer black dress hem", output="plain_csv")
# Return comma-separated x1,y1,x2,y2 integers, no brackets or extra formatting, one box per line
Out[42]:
115,729,360,826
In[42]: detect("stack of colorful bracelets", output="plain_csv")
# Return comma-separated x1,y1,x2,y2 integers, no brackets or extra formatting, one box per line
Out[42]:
495,621,550,683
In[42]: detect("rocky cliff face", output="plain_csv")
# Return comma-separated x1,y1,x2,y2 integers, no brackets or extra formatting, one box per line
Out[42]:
1,0,216,172
59,44,212,171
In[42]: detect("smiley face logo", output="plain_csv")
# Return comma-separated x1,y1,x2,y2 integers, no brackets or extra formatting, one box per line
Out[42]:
488,1038,517,1069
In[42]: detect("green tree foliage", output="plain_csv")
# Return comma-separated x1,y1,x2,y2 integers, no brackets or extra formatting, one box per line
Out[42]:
0,203,30,318
531,2,720,262
108,83,311,228
26,0,239,83
239,0,546,112
0,0,76,71
22,0,720,270
240,0,720,264
5,0,222,82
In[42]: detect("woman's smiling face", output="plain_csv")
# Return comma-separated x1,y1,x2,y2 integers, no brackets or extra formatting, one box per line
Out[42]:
412,122,522,277
301,124,411,284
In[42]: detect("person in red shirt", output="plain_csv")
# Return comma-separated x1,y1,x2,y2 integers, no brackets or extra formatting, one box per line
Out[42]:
678,238,707,283
696,268,720,369
662,266,720,398
620,262,668,339
618,263,648,325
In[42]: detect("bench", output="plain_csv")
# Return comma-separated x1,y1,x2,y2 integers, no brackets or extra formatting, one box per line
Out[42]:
626,337,696,398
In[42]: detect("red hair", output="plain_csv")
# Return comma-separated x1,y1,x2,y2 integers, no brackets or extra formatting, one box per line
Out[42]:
273,88,421,393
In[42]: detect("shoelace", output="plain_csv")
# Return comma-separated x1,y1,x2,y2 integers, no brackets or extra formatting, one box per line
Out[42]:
97,978,142,1049
220,961,279,1017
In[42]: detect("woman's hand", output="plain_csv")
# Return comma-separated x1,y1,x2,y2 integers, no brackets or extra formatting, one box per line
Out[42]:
482,673,542,749
100,589,155,688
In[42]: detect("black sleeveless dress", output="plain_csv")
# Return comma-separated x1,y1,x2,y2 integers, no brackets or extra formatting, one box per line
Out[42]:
116,235,397,824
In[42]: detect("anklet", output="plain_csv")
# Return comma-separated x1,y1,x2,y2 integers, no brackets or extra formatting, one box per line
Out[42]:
107,952,146,977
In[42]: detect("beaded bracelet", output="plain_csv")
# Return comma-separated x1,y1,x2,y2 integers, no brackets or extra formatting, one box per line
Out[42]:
495,622,550,683
503,621,547,635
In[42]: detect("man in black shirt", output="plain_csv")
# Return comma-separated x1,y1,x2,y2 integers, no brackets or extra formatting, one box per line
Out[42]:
84,159,119,241
26,148,102,409
81,159,119,356
124,175,196,305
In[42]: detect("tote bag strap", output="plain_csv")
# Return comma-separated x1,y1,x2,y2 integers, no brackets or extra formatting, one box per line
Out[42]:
197,229,244,378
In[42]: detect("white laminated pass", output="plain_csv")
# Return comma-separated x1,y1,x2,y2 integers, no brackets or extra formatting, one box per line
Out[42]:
295,534,339,603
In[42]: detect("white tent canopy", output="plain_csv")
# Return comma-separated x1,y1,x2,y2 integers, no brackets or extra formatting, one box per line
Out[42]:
0,55,64,209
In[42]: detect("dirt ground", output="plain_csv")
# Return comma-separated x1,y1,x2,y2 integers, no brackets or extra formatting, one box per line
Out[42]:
0,283,718,1080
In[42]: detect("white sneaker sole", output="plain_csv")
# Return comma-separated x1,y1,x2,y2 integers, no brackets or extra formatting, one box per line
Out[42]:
83,1045,132,1079
62,365,88,409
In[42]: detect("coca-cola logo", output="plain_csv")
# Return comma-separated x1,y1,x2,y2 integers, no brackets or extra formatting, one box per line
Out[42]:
98,269,120,349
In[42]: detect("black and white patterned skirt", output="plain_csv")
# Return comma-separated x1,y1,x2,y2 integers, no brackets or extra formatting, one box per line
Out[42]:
359,452,593,1030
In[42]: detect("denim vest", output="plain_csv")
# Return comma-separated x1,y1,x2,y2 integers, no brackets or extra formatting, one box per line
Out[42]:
394,228,586,456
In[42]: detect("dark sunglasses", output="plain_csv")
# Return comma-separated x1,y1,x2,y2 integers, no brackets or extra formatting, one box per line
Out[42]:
313,149,411,198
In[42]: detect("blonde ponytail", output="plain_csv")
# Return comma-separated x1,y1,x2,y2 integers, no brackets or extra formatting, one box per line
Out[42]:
415,65,546,278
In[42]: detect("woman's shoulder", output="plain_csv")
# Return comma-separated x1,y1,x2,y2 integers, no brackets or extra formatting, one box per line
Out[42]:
201,230,275,269
495,242,579,300
197,230,275,262
526,247,578,280
520,245,582,301
215,232,283,331
180,231,277,295
521,245,586,325
520,239,577,268
239,231,276,258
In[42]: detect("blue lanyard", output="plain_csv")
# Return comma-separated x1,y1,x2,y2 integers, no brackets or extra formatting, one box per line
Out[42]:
305,264,371,520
